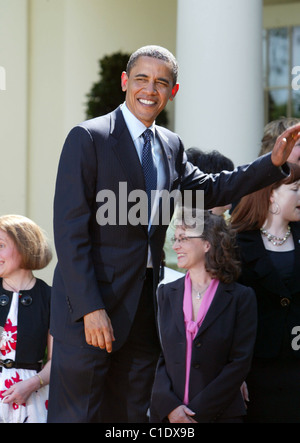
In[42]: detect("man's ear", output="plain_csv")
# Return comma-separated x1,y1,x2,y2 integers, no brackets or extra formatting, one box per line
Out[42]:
170,83,179,101
121,71,128,92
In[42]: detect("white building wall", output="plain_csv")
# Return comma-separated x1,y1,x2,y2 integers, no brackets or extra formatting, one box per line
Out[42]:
1,0,300,284
0,0,177,284
0,0,29,216
175,0,264,166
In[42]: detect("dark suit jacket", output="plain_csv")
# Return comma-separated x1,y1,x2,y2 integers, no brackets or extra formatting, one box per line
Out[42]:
237,222,300,359
50,105,286,352
150,277,257,423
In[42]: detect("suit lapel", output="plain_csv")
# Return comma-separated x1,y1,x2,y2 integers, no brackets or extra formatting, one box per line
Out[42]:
148,128,178,237
108,107,149,234
108,110,179,235
167,277,186,338
166,279,235,339
156,128,173,192
195,282,234,338
109,111,178,195
109,107,145,193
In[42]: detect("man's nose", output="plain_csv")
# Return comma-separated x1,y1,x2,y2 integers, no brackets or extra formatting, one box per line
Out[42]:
144,81,157,94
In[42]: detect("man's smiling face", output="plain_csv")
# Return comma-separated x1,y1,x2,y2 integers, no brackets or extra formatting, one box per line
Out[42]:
121,56,179,128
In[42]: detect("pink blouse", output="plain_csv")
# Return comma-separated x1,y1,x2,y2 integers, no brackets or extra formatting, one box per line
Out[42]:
183,272,219,405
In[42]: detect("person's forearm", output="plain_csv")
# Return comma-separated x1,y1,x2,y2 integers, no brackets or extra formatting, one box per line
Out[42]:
30,359,52,391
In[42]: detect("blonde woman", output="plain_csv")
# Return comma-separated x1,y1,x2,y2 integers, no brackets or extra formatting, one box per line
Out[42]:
0,215,52,423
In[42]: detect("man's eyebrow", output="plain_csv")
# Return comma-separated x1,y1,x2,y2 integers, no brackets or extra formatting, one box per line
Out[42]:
157,77,170,85
134,73,148,79
134,73,170,84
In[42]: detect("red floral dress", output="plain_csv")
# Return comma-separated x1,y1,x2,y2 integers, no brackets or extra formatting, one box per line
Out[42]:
0,292,48,423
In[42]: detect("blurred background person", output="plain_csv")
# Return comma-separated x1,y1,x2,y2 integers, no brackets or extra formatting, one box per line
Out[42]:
230,117,300,217
231,174,300,423
185,148,235,217
0,215,52,423
259,117,300,166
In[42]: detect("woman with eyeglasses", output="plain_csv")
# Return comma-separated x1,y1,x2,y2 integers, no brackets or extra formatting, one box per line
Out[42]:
150,209,257,423
0,215,52,423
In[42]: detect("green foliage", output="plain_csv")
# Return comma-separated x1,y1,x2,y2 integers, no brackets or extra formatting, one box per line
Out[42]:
85,51,168,127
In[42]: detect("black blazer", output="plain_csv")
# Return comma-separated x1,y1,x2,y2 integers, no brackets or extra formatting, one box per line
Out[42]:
237,222,300,359
0,278,51,364
150,277,257,423
50,105,286,352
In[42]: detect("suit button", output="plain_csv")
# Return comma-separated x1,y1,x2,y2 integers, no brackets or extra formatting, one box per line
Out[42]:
66,297,73,313
193,363,200,369
0,295,9,307
195,341,202,348
280,297,290,307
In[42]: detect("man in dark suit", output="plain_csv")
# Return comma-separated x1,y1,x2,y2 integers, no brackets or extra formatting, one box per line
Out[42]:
47,45,300,423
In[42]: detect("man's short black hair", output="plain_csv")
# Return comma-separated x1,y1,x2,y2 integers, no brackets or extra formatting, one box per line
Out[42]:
126,45,178,86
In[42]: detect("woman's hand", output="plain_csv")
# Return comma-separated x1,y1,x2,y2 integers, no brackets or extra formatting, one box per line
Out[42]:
2,376,40,406
168,405,197,423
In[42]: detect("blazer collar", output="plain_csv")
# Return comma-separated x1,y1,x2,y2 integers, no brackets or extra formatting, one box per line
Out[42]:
237,229,265,263
238,223,300,261
168,277,186,337
167,277,235,339
238,224,300,296
196,282,235,338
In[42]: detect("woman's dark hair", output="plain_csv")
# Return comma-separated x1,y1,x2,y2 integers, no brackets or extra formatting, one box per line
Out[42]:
230,174,297,233
175,208,241,283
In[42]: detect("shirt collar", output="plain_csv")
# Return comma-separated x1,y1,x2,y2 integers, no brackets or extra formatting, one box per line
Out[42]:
121,102,155,142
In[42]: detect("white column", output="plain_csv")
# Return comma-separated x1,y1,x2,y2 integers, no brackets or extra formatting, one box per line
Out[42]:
0,0,28,214
175,0,263,165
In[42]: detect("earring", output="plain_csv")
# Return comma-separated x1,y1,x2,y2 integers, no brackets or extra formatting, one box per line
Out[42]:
269,202,280,215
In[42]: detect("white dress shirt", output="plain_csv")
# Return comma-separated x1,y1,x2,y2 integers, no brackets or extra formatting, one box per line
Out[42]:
121,103,167,266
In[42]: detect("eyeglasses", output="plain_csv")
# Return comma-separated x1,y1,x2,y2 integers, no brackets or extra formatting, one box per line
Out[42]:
171,236,203,245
